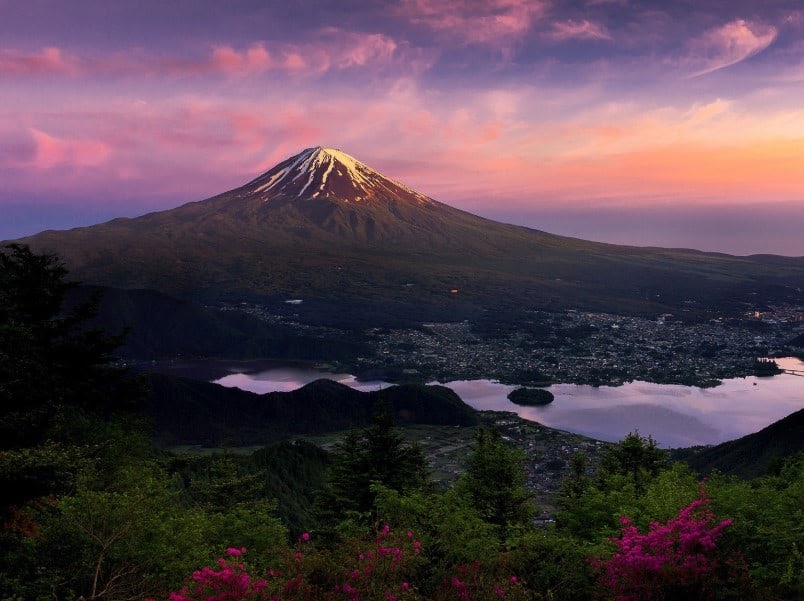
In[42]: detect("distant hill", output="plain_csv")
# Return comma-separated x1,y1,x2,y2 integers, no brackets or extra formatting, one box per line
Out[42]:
16,146,804,327
68,285,369,360
682,408,804,478
144,374,478,446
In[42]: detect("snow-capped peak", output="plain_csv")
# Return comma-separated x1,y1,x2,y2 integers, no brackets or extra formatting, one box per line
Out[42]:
245,146,433,204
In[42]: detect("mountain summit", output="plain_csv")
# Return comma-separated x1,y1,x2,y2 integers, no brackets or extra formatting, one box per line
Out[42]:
14,147,804,321
244,146,433,205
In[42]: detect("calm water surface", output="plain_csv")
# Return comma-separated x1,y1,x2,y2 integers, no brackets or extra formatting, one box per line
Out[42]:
213,358,804,448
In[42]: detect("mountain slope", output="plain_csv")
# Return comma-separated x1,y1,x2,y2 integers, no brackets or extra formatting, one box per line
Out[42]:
67,285,368,359
15,147,804,321
682,408,804,478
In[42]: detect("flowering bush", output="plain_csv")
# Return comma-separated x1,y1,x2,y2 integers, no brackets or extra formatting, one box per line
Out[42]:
434,563,530,601
592,493,734,600
162,526,428,601
164,547,272,601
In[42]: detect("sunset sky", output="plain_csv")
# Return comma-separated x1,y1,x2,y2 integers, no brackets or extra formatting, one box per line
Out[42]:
2,0,804,255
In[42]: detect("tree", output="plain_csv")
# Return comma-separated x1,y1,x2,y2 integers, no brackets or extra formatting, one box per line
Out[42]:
556,433,672,540
598,431,669,495
454,428,534,543
315,402,429,530
0,244,143,520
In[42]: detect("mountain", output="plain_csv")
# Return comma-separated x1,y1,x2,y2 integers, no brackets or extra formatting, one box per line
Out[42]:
15,146,804,324
144,374,478,446
681,408,804,478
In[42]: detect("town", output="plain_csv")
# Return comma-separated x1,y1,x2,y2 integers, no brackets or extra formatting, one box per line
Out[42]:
359,306,804,387
221,302,804,387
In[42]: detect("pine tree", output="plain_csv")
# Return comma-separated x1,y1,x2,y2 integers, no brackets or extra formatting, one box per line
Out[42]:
314,402,429,530
0,244,144,520
455,427,534,542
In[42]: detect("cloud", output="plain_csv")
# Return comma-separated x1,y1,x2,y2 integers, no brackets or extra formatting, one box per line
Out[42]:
29,129,110,169
684,98,730,125
0,32,407,80
0,47,76,75
546,19,612,42
396,0,547,46
210,43,274,74
687,19,778,77
318,28,399,68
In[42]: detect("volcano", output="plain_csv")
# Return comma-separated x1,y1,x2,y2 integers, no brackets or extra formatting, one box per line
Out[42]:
246,146,434,205
15,147,804,322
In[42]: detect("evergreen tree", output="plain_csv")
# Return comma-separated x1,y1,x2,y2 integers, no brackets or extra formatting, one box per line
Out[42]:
597,431,669,495
0,244,144,520
314,402,429,530
455,427,534,543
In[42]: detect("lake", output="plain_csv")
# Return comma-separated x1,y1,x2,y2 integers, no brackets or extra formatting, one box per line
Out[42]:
212,357,804,448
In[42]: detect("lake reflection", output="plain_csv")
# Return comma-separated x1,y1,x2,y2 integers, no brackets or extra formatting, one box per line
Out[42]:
215,367,391,394
213,358,804,448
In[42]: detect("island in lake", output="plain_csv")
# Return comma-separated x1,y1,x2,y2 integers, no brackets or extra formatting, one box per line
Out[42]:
507,387,555,406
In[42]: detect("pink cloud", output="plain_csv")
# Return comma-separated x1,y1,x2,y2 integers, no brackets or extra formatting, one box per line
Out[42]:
29,129,110,169
0,32,406,81
312,28,398,69
547,20,612,42
210,43,273,74
0,47,76,76
397,0,547,46
686,19,778,77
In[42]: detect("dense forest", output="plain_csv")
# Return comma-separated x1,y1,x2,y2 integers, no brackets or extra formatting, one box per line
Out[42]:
1,244,802,600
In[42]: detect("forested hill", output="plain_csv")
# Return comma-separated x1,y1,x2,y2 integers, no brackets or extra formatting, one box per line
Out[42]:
144,374,478,446
66,285,370,360
683,408,804,478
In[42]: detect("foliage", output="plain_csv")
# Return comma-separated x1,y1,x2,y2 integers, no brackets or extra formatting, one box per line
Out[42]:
592,491,740,601
454,428,535,543
597,432,669,495
163,526,427,601
162,526,541,601
557,433,677,541
0,244,144,522
705,453,804,599
314,403,429,531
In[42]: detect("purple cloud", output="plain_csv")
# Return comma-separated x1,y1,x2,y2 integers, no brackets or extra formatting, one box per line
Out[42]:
546,19,613,42
686,19,778,77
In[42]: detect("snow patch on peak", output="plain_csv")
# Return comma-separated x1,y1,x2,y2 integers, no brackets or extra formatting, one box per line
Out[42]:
248,146,434,205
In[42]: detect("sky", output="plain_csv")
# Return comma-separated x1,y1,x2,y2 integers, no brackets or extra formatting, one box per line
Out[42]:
2,0,804,256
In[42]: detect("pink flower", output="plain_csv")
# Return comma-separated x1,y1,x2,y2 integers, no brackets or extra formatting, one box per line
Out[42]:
226,547,245,556
301,531,311,541
401,581,409,590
